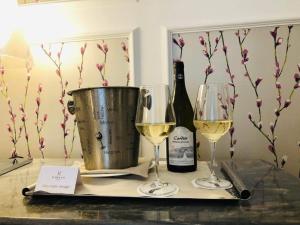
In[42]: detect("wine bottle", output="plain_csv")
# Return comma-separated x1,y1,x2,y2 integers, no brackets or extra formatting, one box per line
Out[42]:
166,60,197,172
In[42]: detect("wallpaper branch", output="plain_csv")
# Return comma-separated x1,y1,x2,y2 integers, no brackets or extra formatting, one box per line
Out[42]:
41,43,73,159
69,43,87,158
35,84,48,158
172,34,185,60
20,63,32,159
198,32,221,84
0,66,23,160
77,43,87,89
220,31,238,158
0,35,130,160
96,41,109,86
121,41,130,86
238,26,300,168
171,23,300,175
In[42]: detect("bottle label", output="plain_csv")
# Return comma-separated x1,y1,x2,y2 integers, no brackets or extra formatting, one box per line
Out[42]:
168,126,194,166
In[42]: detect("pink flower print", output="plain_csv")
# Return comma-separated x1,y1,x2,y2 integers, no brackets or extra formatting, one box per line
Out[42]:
255,77,263,87
21,113,26,122
19,104,25,113
0,66,4,76
173,35,185,60
81,43,87,55
178,36,185,48
59,97,64,105
121,42,128,52
241,49,249,64
257,121,262,130
56,69,61,77
275,81,282,89
223,45,227,54
103,43,108,53
276,37,283,46
270,27,279,40
248,113,252,121
268,145,275,153
294,73,300,82
36,97,41,106
283,99,291,108
6,124,12,133
43,114,48,122
97,42,108,54
276,95,282,104
270,122,275,133
39,137,45,149
256,98,262,108
205,65,213,76
96,63,104,73
230,97,235,105
38,84,43,93
199,36,205,46
103,79,108,87
274,108,280,117
215,37,219,45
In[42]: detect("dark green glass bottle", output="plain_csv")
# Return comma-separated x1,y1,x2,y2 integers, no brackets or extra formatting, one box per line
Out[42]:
166,60,197,172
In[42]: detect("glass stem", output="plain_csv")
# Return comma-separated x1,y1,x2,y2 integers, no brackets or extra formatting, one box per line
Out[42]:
154,145,160,182
209,141,218,182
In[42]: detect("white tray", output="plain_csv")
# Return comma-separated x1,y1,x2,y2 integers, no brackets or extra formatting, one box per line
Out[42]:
23,161,241,200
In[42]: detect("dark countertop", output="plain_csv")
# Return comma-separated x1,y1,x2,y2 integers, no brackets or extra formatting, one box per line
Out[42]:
0,159,300,225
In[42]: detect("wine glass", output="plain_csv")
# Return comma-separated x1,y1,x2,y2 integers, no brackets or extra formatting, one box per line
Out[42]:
135,84,179,197
193,83,233,189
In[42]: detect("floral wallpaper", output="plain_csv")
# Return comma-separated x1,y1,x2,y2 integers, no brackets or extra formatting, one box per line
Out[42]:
0,37,130,160
172,24,300,177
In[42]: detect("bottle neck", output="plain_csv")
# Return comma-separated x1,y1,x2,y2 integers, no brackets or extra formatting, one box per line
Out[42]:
173,74,187,102
175,73,186,86
174,60,186,85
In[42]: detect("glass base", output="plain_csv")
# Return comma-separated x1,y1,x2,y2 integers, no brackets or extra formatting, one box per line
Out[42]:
193,177,233,190
137,180,179,197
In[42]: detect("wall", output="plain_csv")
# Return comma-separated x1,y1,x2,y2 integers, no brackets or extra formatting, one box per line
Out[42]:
1,0,300,173
19,0,300,84
171,25,300,176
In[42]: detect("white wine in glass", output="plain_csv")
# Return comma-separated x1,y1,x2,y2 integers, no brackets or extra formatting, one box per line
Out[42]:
135,123,176,146
193,120,232,143
135,85,179,197
193,83,233,189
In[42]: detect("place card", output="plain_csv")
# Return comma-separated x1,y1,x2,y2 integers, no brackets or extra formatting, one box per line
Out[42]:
35,165,81,195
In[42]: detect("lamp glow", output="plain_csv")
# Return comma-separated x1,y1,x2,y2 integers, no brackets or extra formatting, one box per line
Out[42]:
0,1,32,69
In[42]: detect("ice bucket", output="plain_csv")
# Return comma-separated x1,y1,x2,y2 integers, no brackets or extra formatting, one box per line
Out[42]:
68,87,140,170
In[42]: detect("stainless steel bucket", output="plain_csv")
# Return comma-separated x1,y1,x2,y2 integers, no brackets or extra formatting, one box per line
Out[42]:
68,87,140,170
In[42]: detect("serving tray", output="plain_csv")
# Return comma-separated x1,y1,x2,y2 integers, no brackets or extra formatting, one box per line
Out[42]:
22,161,250,200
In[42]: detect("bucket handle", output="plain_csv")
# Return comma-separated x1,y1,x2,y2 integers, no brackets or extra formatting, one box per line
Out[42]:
67,101,76,115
